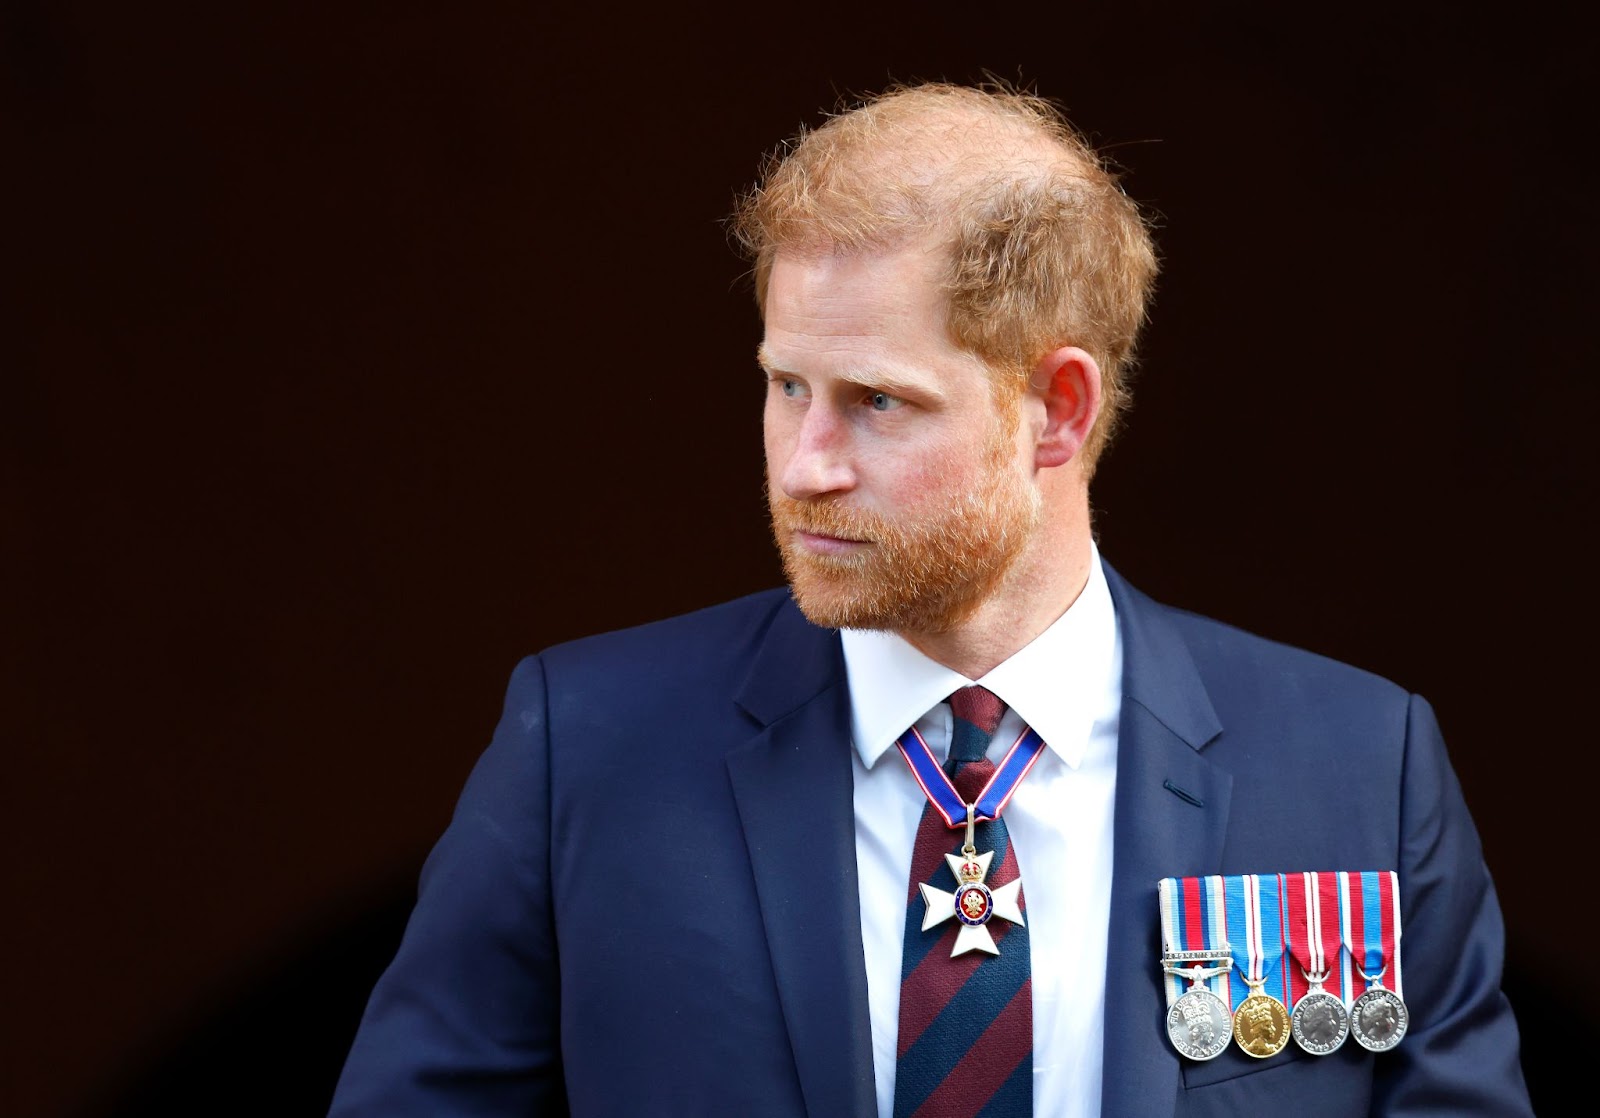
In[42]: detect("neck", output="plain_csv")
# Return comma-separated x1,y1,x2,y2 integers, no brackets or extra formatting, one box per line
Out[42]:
899,493,1095,679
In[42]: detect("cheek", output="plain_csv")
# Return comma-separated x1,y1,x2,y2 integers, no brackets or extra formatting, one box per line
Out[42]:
871,451,970,510
762,401,791,467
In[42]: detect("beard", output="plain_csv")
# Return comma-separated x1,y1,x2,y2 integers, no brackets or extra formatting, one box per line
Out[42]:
767,428,1041,635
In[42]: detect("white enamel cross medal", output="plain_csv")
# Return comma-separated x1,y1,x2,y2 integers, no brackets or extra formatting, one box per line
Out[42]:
896,723,1046,958
917,805,1026,957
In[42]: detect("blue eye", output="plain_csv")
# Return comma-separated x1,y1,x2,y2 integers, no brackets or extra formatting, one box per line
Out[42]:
782,378,802,397
870,392,901,411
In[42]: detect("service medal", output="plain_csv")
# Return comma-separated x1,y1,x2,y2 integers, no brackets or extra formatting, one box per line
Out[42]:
1290,984,1350,1055
1233,983,1292,1058
1165,965,1233,1061
1225,873,1292,1058
1286,871,1350,1055
1157,876,1236,1061
1339,870,1408,1053
1350,983,1409,1052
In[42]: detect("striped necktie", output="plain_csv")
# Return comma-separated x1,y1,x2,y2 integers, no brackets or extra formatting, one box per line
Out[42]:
893,685,1032,1117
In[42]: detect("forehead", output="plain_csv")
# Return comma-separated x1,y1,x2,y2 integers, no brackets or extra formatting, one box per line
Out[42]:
760,245,991,391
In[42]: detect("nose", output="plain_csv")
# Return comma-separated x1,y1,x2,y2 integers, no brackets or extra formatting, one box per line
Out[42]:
774,403,856,501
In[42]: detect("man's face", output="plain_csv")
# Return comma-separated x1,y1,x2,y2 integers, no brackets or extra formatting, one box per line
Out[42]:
761,244,1040,634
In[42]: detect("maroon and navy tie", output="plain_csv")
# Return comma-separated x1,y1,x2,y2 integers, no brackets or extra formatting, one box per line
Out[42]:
893,685,1032,1117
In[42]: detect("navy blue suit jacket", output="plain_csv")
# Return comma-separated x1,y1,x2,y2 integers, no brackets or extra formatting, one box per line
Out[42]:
329,565,1532,1116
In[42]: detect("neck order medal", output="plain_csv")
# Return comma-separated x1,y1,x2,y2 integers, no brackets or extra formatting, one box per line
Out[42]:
917,836,1026,957
897,724,1046,958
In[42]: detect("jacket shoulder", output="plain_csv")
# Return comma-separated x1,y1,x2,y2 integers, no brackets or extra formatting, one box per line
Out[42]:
544,587,794,662
1108,565,1413,739
1168,603,1408,703
520,587,820,711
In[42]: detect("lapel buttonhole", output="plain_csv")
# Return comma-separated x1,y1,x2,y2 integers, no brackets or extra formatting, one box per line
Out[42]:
1162,779,1204,808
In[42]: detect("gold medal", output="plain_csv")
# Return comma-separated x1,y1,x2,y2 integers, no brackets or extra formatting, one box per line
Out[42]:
1232,977,1291,1058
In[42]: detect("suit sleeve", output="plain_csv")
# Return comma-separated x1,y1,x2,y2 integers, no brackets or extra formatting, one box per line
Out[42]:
328,655,568,1116
1372,693,1533,1115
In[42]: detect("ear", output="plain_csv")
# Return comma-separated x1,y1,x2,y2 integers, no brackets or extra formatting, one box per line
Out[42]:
1028,345,1101,470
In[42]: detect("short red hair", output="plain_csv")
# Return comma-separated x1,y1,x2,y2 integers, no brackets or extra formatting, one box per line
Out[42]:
731,82,1158,473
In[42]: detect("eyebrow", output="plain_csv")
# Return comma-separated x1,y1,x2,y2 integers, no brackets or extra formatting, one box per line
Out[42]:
755,344,942,402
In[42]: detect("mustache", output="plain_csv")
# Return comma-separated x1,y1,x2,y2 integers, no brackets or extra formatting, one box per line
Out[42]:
768,494,888,544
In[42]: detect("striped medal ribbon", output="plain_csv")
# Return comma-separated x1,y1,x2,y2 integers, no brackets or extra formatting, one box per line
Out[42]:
1224,873,1292,1058
1284,871,1351,1054
1157,876,1234,1061
1339,870,1409,1052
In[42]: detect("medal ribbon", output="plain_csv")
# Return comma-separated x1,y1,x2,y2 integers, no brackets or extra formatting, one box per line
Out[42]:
1157,875,1232,1008
1222,873,1288,1011
1284,871,1346,1007
895,725,1046,828
1338,870,1403,999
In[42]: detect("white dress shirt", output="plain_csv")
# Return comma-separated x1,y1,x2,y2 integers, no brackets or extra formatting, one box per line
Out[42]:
842,547,1123,1118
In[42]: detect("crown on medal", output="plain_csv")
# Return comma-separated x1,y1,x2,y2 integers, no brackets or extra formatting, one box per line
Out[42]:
958,860,984,883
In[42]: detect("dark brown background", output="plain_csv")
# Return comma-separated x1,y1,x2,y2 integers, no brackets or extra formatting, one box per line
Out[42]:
5,3,1593,1115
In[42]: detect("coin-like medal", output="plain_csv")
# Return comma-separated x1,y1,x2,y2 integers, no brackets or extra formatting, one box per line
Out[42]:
1291,982,1351,1055
1224,873,1292,1058
1164,963,1233,1061
1233,983,1292,1058
1350,983,1409,1052
1157,876,1237,1062
1285,872,1350,1055
1338,870,1408,1053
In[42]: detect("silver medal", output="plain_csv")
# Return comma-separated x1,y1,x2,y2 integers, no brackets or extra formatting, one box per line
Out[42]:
1163,962,1232,1061
1350,985,1408,1052
1291,985,1350,1055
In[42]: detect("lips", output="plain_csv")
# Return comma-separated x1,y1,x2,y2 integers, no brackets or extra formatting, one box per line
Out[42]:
792,528,871,557
774,502,882,547
796,528,868,545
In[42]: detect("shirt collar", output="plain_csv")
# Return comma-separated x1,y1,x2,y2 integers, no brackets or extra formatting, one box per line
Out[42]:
840,543,1119,771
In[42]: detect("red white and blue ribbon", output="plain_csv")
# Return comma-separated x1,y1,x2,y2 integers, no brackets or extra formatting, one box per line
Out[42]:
1222,873,1289,1010
1158,875,1233,1008
1339,870,1403,998
894,725,1045,828
1284,871,1348,1008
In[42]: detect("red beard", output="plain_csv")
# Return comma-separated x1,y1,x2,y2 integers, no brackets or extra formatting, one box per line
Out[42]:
767,434,1039,634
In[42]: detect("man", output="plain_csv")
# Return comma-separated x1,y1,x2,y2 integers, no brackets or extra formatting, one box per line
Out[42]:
329,83,1533,1116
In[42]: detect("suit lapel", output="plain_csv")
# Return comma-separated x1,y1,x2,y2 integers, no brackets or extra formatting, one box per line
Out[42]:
1099,566,1233,1118
726,599,876,1118
722,570,1233,1118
